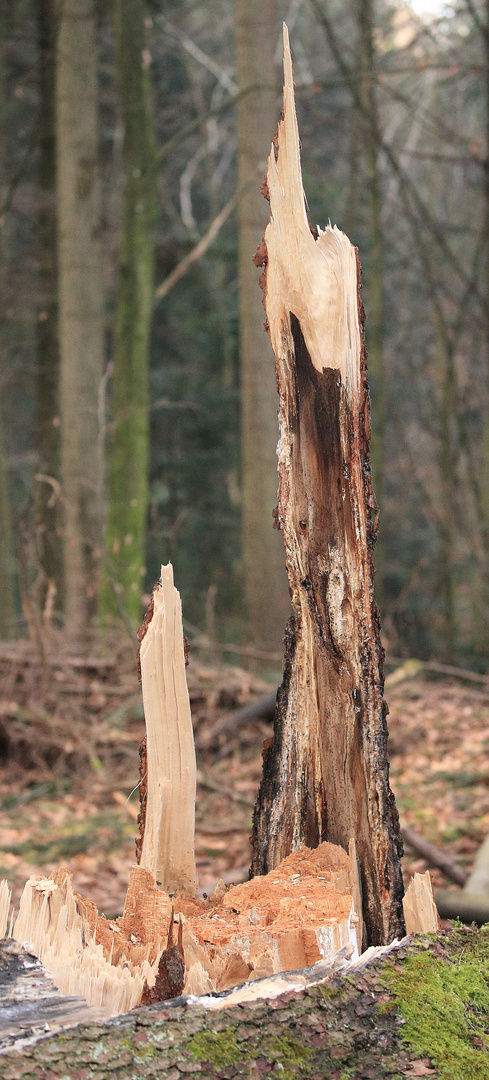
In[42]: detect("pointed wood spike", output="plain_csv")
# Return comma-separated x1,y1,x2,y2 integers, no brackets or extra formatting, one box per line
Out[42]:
265,25,361,402
138,563,197,896
403,872,440,935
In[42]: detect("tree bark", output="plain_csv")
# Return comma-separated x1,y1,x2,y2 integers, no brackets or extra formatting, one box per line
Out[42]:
235,0,289,651
0,408,14,640
251,30,404,947
35,0,61,609
478,0,489,656
0,11,15,639
55,0,105,641
101,0,157,629
356,0,386,607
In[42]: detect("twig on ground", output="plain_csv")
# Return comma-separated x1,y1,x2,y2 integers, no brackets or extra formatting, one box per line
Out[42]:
197,770,255,808
386,657,489,687
435,888,489,924
197,690,277,746
187,633,282,663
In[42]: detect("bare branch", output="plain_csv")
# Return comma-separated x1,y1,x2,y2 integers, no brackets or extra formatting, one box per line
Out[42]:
155,188,242,301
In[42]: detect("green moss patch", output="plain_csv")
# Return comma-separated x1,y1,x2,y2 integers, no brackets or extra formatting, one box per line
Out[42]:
384,932,489,1080
268,1032,313,1078
187,1025,242,1068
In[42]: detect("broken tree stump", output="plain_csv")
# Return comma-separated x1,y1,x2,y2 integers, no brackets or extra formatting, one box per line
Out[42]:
0,561,383,1016
251,25,404,946
0,30,425,1053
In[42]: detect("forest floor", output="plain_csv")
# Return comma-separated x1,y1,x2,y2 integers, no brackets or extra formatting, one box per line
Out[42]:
0,638,488,920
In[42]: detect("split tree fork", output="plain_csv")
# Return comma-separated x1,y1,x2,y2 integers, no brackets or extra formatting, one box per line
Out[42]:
251,25,405,946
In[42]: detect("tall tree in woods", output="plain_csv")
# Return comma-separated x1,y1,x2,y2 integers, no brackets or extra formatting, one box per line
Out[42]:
356,0,386,604
235,0,289,651
0,410,14,638
36,0,60,609
101,0,157,629
56,0,104,641
0,12,14,637
476,0,489,655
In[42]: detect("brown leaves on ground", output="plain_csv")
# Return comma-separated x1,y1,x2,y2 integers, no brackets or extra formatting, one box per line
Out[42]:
388,676,489,891
0,639,488,917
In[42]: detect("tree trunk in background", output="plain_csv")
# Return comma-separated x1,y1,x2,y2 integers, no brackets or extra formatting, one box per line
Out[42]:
0,410,14,639
479,0,489,658
100,0,157,629
0,11,15,637
55,0,104,641
36,0,61,610
235,0,289,653
357,0,386,607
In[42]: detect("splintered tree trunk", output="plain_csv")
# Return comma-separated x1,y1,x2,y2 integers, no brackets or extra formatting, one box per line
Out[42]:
251,28,404,947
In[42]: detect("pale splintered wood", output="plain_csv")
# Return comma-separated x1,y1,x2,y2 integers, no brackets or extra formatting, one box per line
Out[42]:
252,25,404,946
265,25,361,403
139,563,197,895
0,881,11,940
12,868,160,1014
4,841,366,1013
403,872,439,935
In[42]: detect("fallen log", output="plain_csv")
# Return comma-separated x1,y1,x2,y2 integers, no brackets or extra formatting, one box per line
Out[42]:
402,826,468,887
251,24,404,947
3,928,489,1079
197,689,277,747
435,888,489,925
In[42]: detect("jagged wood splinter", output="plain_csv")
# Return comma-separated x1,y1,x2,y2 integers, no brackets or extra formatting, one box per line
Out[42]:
137,562,197,896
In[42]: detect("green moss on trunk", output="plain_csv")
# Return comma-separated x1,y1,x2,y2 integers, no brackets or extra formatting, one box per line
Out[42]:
384,927,489,1079
101,0,157,628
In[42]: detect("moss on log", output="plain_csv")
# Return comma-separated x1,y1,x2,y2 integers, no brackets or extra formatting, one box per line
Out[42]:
1,929,488,1079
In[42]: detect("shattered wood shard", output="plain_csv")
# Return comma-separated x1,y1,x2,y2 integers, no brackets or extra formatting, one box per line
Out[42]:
251,25,405,946
137,563,197,896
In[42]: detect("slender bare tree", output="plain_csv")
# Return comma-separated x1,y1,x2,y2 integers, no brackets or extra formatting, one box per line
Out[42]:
235,0,289,651
55,0,105,641
101,0,157,629
36,0,61,609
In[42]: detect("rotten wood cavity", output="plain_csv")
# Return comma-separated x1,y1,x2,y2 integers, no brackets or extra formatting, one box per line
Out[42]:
251,25,405,946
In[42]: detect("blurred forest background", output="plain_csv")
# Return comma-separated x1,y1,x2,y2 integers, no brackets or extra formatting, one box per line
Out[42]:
1,0,488,670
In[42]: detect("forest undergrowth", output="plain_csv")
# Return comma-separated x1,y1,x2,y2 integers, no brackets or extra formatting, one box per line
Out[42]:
0,639,488,921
